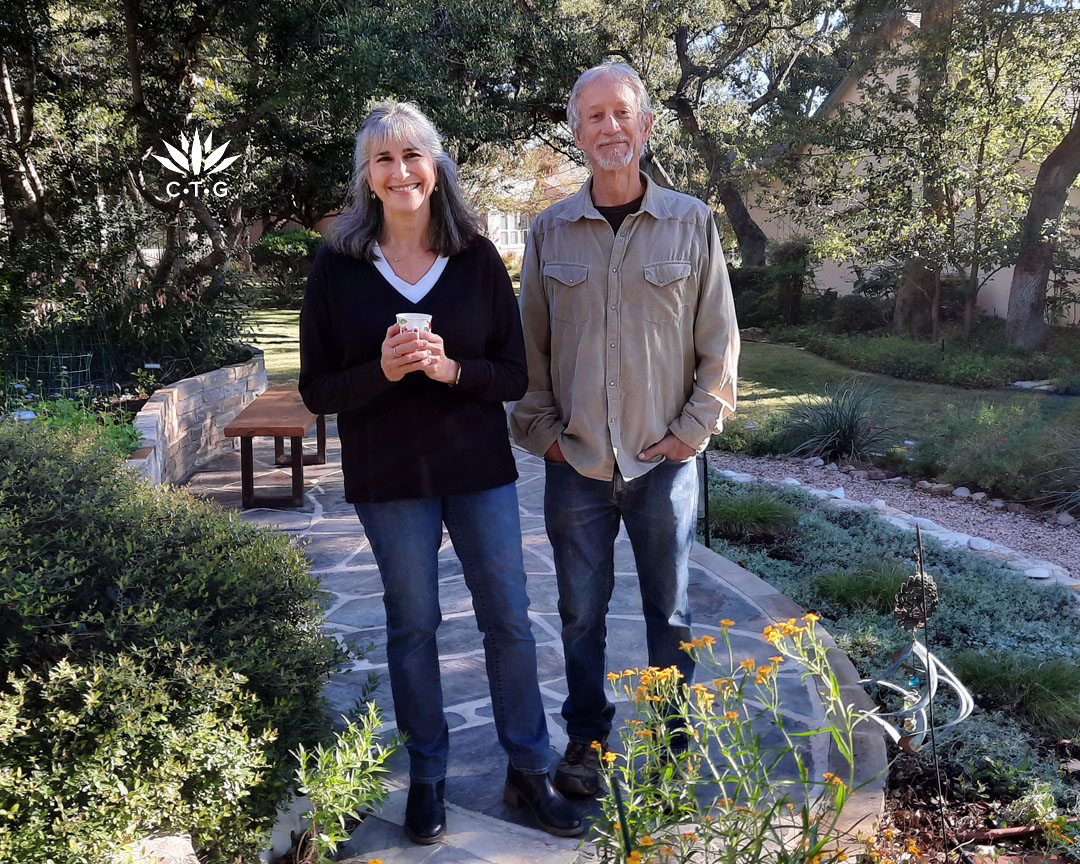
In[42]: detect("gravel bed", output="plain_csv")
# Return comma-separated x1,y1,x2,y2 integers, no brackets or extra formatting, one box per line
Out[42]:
706,452,1079,578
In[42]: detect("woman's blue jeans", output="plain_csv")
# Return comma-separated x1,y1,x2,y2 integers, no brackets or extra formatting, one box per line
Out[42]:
544,458,698,745
354,482,551,782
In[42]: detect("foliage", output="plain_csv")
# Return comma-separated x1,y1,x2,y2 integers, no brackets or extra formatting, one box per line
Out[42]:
785,378,891,461
0,651,274,864
250,229,324,309
3,390,141,456
783,325,1077,389
950,651,1080,740
811,560,910,616
708,488,800,543
771,0,1080,335
829,294,890,334
592,619,862,864
293,706,399,864
703,473,1080,803
0,421,347,860
910,400,1080,503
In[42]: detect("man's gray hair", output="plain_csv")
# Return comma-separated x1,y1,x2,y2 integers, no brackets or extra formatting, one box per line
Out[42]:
330,101,483,261
566,62,654,136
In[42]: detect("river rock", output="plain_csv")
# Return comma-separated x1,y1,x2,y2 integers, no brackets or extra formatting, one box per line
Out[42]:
967,537,992,551
867,469,888,481
970,492,987,502
916,480,933,490
952,487,971,498
1053,511,1076,526
930,483,955,495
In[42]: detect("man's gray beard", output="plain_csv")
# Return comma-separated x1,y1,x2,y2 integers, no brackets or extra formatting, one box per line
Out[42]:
592,145,634,171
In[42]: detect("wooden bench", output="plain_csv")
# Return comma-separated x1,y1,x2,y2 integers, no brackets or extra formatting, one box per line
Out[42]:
224,386,326,508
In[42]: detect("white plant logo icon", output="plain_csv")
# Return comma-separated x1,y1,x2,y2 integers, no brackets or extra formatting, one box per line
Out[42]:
154,129,239,198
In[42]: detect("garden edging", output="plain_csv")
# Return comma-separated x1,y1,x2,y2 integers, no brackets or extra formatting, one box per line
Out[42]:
125,346,267,485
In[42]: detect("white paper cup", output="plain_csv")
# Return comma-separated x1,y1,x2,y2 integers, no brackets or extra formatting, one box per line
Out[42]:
396,312,433,334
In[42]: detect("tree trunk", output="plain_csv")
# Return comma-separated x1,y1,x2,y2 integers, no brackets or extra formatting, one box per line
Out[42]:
894,257,938,337
1006,113,1080,352
894,0,952,335
718,180,768,266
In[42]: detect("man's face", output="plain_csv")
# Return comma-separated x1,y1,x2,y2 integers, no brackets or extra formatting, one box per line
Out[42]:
573,76,653,173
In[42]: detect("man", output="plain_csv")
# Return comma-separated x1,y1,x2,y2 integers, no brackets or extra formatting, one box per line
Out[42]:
509,62,740,798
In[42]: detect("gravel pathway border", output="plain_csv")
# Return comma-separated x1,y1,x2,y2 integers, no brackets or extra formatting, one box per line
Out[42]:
706,452,1080,589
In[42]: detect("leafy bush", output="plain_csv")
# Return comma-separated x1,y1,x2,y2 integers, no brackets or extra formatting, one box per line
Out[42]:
707,487,799,543
0,651,274,863
911,402,1062,500
781,325,1076,389
830,294,890,334
3,391,141,455
294,705,398,864
251,228,323,308
785,378,891,461
0,421,348,862
811,560,910,615
950,651,1080,740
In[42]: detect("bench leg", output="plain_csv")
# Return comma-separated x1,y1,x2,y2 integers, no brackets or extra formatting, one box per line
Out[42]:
315,414,327,464
240,437,255,509
291,436,304,506
274,436,287,466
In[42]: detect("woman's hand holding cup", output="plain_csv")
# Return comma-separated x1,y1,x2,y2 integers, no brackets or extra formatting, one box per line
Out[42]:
380,324,433,382
417,331,460,385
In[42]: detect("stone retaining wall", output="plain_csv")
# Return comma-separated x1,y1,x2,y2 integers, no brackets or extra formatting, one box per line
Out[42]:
126,348,267,485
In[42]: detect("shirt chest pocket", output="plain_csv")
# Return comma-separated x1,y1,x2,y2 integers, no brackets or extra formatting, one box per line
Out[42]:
544,263,590,324
642,261,693,323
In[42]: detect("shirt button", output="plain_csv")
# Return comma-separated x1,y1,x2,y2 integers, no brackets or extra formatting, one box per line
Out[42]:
610,304,616,310
610,343,616,348
612,267,617,273
608,381,615,386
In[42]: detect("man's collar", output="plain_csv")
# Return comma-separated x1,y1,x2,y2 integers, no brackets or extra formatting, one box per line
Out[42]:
557,170,672,222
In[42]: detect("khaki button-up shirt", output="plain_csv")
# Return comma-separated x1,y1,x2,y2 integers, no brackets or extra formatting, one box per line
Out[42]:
509,173,740,481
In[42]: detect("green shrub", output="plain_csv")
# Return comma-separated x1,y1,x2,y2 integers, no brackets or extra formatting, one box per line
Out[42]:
830,294,890,334
811,559,910,615
0,651,274,863
251,228,324,308
950,651,1080,740
782,326,1076,389
911,402,1051,499
4,392,141,455
0,421,347,862
707,486,800,543
785,378,891,461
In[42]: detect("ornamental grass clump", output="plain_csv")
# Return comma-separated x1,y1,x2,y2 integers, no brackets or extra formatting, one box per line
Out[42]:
708,488,800,543
591,616,867,864
785,378,891,462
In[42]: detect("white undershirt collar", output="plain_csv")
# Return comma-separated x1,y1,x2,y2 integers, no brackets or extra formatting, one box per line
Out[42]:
373,243,448,304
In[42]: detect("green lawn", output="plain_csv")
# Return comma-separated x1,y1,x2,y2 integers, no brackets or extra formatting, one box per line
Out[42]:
719,341,1076,449
245,309,300,385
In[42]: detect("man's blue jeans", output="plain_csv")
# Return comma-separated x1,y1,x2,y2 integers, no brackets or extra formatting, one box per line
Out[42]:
544,457,698,744
354,482,551,782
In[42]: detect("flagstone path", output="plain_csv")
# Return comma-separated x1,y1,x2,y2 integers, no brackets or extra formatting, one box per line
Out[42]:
186,420,885,864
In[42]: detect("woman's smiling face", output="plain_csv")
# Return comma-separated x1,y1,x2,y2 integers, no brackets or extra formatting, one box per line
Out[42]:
367,138,437,216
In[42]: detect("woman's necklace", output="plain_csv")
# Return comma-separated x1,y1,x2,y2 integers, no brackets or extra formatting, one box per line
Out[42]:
380,241,432,263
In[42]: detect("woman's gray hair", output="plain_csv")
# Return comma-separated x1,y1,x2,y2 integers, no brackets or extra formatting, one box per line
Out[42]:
329,101,483,261
566,62,654,137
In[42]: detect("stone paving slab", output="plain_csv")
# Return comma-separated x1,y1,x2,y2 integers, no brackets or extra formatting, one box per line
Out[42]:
187,421,884,863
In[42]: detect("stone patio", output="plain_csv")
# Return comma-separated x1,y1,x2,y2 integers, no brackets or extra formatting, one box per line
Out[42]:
186,419,885,864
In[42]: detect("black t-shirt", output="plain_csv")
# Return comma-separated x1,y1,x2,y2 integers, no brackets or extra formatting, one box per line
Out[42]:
298,235,527,503
595,192,645,234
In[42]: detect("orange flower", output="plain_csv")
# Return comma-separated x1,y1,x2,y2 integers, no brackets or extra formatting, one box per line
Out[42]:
804,612,820,623
720,618,735,628
739,658,756,671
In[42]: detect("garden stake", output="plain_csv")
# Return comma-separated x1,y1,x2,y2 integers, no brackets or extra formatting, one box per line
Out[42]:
913,526,953,864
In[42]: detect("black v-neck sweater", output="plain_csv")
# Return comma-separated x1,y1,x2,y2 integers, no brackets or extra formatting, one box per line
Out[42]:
298,236,527,503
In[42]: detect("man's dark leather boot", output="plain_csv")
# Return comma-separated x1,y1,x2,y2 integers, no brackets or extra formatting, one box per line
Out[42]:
503,766,584,836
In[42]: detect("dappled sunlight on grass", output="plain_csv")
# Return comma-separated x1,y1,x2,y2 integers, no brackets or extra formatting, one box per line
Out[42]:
245,309,300,385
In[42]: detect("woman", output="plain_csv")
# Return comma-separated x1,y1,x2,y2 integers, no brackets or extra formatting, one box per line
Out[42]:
298,102,581,844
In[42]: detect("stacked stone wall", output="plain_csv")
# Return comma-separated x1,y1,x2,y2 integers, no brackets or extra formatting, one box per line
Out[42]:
126,347,267,485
